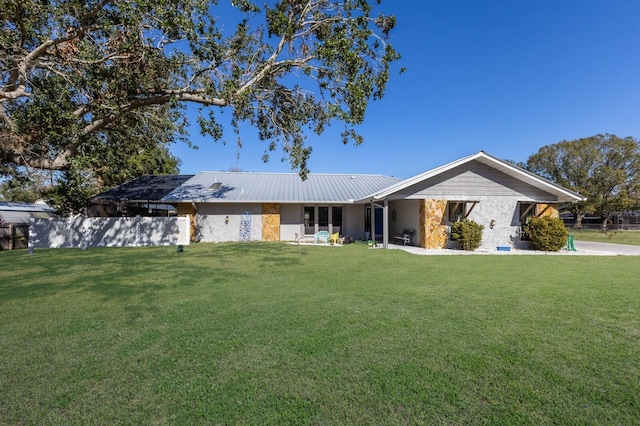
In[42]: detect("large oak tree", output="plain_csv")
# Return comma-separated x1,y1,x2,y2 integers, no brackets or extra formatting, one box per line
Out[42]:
526,134,640,229
1,0,400,209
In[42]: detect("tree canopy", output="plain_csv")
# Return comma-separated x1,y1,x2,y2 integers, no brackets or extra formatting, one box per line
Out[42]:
1,0,401,206
525,134,640,229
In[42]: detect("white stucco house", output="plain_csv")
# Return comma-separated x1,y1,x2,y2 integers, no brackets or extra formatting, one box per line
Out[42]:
91,151,586,251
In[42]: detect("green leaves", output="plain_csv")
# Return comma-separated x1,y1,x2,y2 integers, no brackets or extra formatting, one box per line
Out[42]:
2,0,400,210
449,219,484,251
525,216,568,252
526,134,640,223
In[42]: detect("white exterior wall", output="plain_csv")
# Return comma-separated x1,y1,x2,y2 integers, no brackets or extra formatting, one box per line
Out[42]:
389,200,420,245
196,203,262,242
343,204,364,240
193,202,369,242
280,204,302,241
29,216,190,249
464,196,528,250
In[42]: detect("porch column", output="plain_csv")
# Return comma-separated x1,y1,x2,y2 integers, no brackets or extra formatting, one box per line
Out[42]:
383,199,389,248
370,201,375,242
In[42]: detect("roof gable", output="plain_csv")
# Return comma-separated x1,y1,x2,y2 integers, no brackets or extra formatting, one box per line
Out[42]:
361,151,586,202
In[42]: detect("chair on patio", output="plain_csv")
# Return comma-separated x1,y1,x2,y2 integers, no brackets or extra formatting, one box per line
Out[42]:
314,230,330,244
295,232,315,244
329,232,341,245
394,229,415,246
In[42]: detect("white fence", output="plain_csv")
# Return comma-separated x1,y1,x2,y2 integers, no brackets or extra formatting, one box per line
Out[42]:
29,216,190,249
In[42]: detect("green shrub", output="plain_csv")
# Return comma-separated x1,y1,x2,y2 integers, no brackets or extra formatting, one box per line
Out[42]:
525,216,568,251
450,219,484,251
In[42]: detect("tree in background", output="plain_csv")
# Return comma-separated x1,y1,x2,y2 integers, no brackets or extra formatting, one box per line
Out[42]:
526,134,640,230
1,0,400,212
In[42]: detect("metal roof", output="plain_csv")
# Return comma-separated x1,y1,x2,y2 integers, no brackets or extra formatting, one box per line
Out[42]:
0,201,56,224
162,172,401,203
360,151,586,203
91,175,195,203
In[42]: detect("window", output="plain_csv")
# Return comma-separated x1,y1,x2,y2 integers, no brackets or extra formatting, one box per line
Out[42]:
332,206,342,234
304,205,343,234
318,206,329,231
447,201,478,222
448,202,466,222
519,202,537,240
304,206,315,234
519,203,536,223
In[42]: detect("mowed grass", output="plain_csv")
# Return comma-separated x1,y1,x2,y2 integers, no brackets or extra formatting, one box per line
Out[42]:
571,228,640,245
1,243,639,425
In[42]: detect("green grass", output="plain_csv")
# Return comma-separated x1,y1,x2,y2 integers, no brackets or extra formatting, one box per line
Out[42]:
570,228,640,245
1,242,639,424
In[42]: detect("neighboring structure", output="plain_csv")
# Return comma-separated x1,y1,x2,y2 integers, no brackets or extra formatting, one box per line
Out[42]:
0,201,57,250
91,151,586,250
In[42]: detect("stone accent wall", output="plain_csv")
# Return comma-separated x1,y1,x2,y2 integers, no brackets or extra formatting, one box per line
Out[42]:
177,203,197,242
262,203,281,241
419,199,448,249
537,203,559,218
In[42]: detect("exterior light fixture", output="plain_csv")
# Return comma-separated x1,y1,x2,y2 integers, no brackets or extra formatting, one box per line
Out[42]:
490,219,496,229
225,215,230,225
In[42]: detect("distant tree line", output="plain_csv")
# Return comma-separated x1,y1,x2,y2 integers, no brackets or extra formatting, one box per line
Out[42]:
523,134,640,230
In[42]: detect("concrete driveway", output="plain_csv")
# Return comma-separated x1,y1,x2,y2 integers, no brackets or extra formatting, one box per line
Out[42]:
389,240,640,256
572,240,640,256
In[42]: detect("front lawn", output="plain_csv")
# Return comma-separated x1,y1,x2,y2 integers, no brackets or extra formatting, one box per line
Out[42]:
1,243,639,424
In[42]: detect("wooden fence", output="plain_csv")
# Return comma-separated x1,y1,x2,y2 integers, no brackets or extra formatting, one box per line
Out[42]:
0,224,29,250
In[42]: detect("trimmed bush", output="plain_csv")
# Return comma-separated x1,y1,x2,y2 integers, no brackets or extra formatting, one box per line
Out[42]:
450,219,484,251
526,216,568,251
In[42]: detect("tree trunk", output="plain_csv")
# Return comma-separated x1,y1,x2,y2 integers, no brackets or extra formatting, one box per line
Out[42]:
600,211,609,232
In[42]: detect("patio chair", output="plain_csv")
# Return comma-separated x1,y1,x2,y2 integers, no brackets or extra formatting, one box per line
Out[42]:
314,230,330,244
394,229,415,246
329,232,341,244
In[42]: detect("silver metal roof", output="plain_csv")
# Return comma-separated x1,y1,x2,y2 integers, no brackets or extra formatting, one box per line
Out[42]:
0,202,56,224
162,172,401,203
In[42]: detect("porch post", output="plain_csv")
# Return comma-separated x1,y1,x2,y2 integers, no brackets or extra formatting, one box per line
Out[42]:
370,201,375,243
383,199,389,248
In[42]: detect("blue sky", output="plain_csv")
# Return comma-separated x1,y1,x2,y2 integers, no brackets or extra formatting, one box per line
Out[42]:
171,0,640,178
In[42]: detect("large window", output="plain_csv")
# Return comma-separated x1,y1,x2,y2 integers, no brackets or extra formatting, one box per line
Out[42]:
304,205,343,234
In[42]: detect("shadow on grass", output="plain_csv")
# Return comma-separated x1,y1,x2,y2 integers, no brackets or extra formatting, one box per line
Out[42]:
0,246,250,308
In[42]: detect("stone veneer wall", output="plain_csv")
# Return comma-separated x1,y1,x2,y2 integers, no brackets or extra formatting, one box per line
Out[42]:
419,199,448,249
177,203,197,242
537,203,559,218
262,203,281,241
